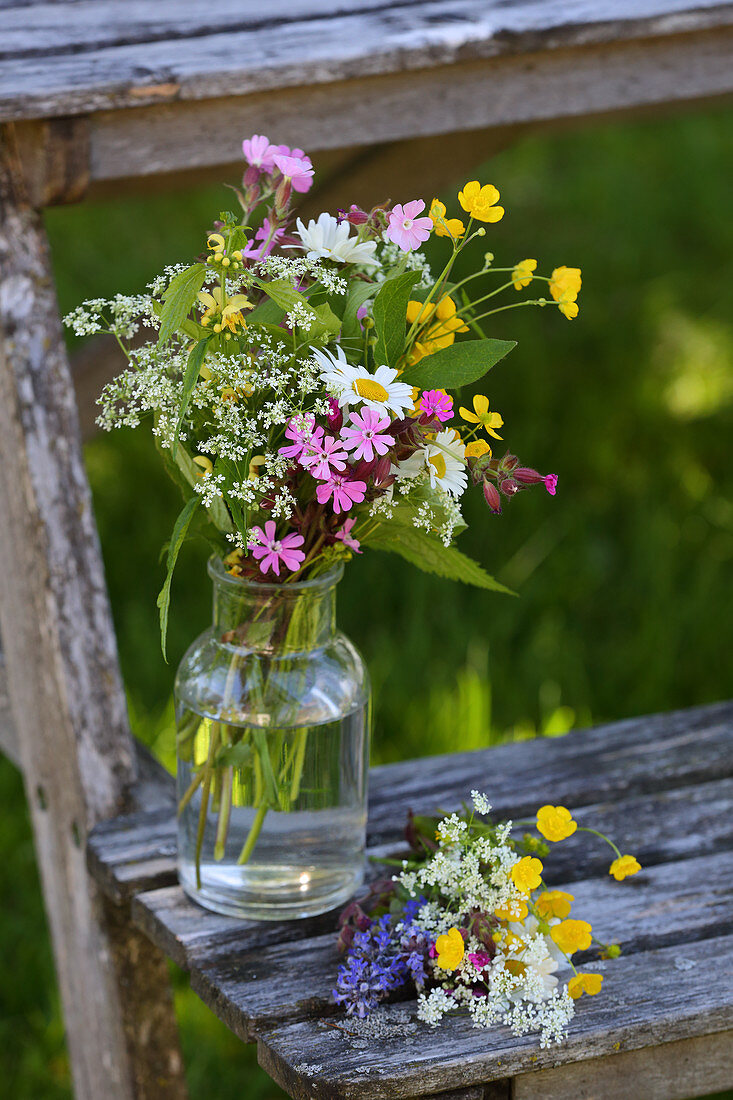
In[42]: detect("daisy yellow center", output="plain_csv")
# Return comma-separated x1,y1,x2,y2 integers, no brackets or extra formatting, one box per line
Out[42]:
353,377,388,402
429,453,447,479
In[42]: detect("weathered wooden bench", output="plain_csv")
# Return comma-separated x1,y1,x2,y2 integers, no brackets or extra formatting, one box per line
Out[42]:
2,3,733,1098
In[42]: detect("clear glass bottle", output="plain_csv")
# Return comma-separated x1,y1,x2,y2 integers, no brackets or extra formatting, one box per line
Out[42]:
175,557,370,920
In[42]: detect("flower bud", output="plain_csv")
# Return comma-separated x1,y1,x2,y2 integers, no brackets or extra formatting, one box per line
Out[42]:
514,466,543,485
242,164,260,188
483,481,502,513
275,177,292,213
326,398,343,431
499,477,521,497
500,452,518,472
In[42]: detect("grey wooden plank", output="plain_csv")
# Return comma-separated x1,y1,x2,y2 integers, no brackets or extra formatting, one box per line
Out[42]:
0,658,19,767
512,1030,733,1100
367,701,733,841
2,0,733,121
187,848,733,1041
257,934,733,1100
2,0,728,59
87,703,733,904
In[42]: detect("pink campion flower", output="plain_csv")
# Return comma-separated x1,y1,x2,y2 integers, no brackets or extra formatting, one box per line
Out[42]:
514,468,559,495
316,473,367,513
468,951,492,972
248,521,305,577
272,151,314,193
544,473,558,495
243,219,284,259
340,408,393,462
242,134,277,171
302,434,348,481
419,389,453,423
335,517,362,554
279,415,319,462
384,199,433,252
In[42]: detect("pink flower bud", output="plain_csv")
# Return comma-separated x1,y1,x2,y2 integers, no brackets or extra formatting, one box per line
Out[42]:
514,466,543,485
544,473,559,495
500,452,519,472
499,478,521,497
483,481,502,513
275,177,292,213
326,398,343,431
243,164,260,187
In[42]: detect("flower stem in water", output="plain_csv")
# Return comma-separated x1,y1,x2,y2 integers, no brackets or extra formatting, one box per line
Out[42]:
237,802,268,865
214,766,233,861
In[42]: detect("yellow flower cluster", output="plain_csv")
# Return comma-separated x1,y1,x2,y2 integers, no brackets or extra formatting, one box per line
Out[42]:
406,296,469,365
549,265,582,320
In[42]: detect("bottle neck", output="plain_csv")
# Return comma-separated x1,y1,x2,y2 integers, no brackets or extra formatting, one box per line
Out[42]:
210,558,342,655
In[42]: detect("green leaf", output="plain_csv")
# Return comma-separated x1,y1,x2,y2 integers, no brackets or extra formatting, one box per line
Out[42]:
342,280,379,340
309,301,341,340
255,277,309,313
246,297,286,326
400,338,516,390
156,496,200,660
158,263,208,345
253,729,281,809
372,270,421,369
173,337,211,454
362,522,514,595
215,741,254,768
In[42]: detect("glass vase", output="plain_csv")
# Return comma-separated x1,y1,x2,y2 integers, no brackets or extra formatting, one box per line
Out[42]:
175,557,370,920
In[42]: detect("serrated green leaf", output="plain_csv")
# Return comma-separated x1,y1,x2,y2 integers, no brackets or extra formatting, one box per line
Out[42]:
255,277,309,313
362,521,514,595
156,496,200,660
158,263,207,345
400,338,516,390
173,337,211,454
372,270,421,369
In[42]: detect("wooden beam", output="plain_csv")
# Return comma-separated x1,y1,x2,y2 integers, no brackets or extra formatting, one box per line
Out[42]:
0,659,19,767
0,130,187,1100
512,1030,733,1100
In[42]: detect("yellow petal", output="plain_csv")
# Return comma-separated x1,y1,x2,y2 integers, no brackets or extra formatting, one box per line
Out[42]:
473,394,490,416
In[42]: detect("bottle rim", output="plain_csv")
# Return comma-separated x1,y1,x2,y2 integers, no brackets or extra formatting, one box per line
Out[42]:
208,554,344,595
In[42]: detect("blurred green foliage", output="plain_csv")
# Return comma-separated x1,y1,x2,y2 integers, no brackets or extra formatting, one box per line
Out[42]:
2,106,732,1097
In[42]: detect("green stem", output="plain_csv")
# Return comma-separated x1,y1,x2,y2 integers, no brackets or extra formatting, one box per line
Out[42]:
237,803,268,865
213,766,233,861
576,827,622,860
290,729,308,802
194,722,220,887
177,768,205,817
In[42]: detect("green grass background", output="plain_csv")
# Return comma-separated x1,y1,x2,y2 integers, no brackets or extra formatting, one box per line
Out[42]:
2,106,733,1097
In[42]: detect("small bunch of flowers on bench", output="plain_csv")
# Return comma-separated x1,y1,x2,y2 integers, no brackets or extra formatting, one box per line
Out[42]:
65,133,581,646
334,791,640,1047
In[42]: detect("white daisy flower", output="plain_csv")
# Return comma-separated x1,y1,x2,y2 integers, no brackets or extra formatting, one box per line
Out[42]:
294,213,380,267
317,353,414,418
393,430,467,497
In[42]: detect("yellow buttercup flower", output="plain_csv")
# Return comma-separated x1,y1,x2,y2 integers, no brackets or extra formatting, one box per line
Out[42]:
429,198,465,239
465,439,492,459
458,181,505,223
459,394,504,440
406,296,468,364
549,266,582,303
510,856,543,894
512,258,537,290
536,805,577,842
550,919,592,955
435,927,465,971
568,973,603,1000
557,290,579,320
609,854,641,881
535,890,574,921
494,898,528,922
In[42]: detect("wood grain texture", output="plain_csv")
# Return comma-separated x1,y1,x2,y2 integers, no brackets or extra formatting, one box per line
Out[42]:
257,934,733,1100
0,659,19,766
0,135,186,1099
86,702,733,905
511,1030,733,1100
187,848,733,1041
3,0,733,122
368,701,733,841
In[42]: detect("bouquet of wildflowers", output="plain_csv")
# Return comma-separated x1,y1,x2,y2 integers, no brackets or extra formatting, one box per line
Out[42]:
64,136,581,873
334,793,640,1047
65,133,580,643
